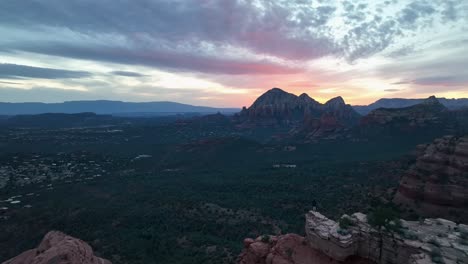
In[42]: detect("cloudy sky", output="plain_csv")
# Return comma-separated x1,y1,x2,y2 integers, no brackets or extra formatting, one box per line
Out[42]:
0,0,467,107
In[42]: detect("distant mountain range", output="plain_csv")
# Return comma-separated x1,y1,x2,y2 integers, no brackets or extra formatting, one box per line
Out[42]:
231,88,468,140
2,88,468,141
0,100,240,116
1,93,467,117
360,96,449,126
353,97,468,115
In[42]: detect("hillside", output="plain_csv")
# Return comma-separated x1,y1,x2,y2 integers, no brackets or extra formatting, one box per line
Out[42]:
354,97,468,115
0,101,239,116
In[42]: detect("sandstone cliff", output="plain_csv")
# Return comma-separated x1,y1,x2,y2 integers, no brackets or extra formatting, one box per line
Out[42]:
394,135,468,223
305,211,468,264
2,231,111,264
239,211,468,264
238,233,371,264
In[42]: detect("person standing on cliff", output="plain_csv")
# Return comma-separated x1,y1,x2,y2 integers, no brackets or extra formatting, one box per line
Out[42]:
312,199,317,211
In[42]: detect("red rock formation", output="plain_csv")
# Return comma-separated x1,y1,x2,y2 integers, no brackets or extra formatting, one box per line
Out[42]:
394,135,468,223
239,234,373,264
304,211,468,264
236,88,360,128
2,231,111,264
240,211,468,264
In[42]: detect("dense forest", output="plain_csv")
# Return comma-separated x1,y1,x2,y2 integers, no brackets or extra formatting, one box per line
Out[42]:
0,116,441,264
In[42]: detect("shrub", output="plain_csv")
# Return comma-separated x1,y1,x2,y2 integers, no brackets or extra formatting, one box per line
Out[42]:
367,207,398,229
368,206,401,233
337,228,349,236
430,248,444,264
460,229,468,240
261,235,270,243
339,216,354,230
402,230,418,240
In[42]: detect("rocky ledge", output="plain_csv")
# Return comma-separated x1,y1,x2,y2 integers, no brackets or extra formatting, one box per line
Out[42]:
240,210,468,264
238,233,370,264
306,211,468,264
2,231,111,264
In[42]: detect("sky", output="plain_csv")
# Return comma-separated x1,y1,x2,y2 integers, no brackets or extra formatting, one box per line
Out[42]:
0,0,467,107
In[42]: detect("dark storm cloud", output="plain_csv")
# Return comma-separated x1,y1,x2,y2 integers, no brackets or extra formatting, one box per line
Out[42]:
0,63,91,79
0,0,465,70
6,43,300,75
110,71,147,77
0,0,337,63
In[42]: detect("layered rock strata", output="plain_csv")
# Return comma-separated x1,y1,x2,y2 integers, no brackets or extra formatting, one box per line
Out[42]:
394,135,468,223
240,211,468,264
304,211,468,264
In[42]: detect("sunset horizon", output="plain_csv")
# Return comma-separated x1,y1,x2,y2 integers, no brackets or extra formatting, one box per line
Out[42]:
2,2,468,263
0,87,465,109
1,0,467,107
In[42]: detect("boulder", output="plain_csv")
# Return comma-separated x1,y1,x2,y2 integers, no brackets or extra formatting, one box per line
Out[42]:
2,231,111,264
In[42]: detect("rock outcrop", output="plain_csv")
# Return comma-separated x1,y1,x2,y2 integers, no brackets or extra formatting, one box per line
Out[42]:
394,135,468,223
236,88,360,129
239,233,371,264
305,211,468,264
2,231,111,264
239,88,321,123
239,210,468,264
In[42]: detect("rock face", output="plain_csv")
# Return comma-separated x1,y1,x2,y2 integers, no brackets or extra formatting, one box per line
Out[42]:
240,210,468,264
239,88,321,122
394,135,468,223
238,233,371,264
305,211,412,263
2,231,111,264
236,88,360,129
305,211,468,264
